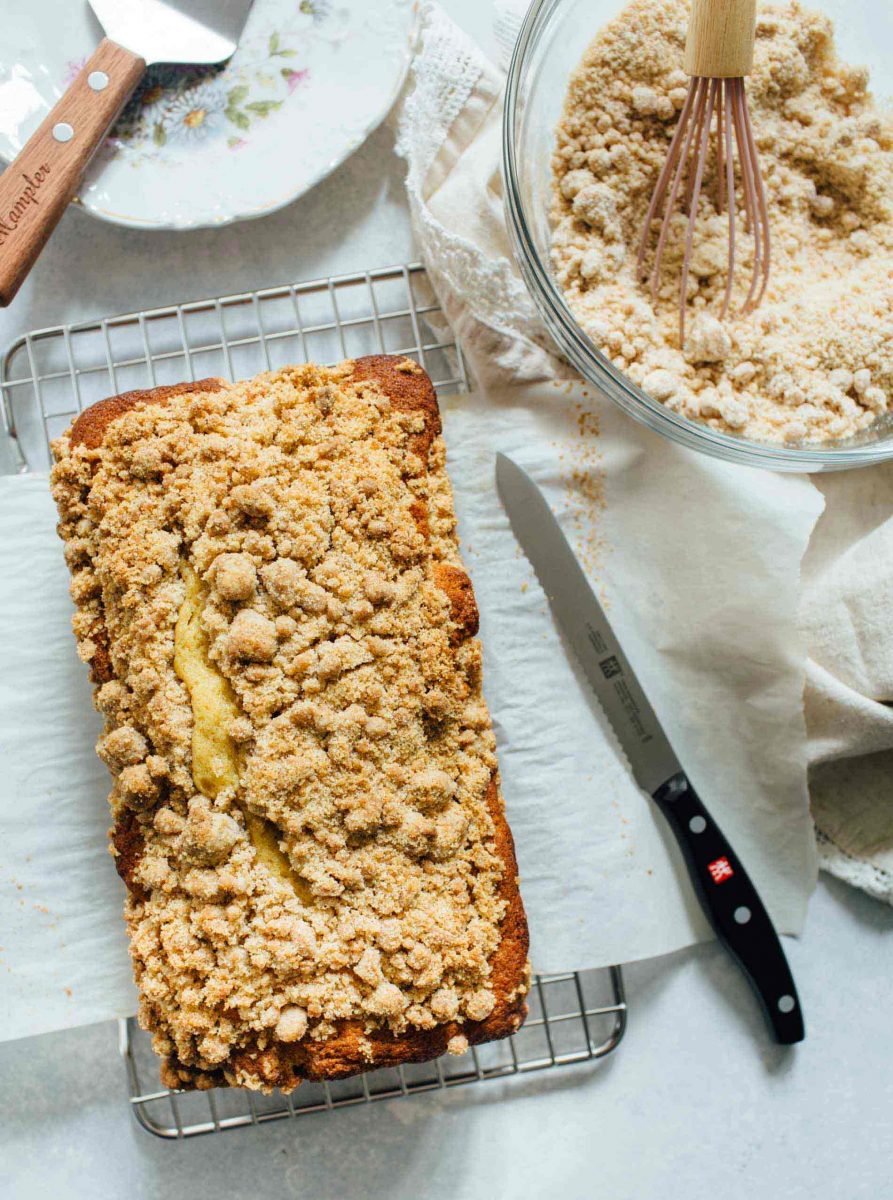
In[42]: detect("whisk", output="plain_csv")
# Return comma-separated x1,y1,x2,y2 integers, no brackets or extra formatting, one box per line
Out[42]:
636,0,770,341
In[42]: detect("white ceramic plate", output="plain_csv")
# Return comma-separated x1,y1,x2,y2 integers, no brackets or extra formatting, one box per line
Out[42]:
0,0,417,230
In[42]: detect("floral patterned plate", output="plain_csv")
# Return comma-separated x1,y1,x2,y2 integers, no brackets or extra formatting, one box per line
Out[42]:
0,0,418,229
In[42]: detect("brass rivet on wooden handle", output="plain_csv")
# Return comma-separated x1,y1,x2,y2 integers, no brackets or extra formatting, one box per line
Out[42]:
684,0,758,78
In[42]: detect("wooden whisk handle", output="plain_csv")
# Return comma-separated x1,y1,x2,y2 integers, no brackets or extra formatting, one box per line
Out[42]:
684,0,757,78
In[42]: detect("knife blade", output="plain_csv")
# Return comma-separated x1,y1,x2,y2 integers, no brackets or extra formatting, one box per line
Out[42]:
496,453,805,1045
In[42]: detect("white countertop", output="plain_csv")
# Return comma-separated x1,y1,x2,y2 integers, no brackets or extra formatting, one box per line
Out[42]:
2,4,891,1196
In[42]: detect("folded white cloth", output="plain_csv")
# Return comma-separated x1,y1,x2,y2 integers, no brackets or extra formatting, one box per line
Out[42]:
803,474,893,902
393,2,893,905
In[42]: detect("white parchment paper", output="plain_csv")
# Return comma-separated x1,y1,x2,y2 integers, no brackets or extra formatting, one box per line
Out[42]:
0,476,137,1041
0,387,823,1041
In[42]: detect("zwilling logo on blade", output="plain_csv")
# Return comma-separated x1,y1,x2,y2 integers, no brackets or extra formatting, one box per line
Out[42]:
599,655,622,680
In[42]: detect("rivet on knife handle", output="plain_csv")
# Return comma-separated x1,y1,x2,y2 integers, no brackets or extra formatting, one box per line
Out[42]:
652,773,804,1045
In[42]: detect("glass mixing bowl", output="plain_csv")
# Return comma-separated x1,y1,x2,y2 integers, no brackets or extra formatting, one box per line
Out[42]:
503,0,893,471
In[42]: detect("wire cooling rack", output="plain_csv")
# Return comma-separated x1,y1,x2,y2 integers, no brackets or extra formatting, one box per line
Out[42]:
121,967,626,1139
1,262,626,1138
1,263,468,473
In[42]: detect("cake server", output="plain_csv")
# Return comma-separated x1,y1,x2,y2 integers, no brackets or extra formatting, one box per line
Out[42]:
0,0,253,306
495,453,805,1045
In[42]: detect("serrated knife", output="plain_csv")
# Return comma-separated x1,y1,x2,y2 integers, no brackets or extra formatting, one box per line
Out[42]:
496,453,804,1045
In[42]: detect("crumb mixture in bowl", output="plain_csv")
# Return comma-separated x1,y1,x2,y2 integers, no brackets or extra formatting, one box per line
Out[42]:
551,0,893,446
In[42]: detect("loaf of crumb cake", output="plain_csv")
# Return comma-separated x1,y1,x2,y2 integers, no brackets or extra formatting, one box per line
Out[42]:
50,356,530,1092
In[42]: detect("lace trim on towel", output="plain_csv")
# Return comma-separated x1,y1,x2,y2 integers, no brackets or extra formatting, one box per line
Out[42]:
817,829,893,907
394,3,562,386
396,4,485,187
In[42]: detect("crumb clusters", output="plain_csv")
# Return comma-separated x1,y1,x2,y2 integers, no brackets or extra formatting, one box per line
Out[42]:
51,361,528,1090
552,0,893,444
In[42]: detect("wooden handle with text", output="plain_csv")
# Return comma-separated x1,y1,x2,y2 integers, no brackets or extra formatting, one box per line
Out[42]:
0,39,145,306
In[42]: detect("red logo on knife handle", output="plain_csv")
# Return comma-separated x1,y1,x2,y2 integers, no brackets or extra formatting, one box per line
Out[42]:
707,856,735,885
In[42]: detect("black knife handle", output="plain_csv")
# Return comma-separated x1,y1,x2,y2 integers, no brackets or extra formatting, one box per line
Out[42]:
652,773,805,1045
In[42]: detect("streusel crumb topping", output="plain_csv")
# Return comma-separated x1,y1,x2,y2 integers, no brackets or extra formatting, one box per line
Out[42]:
51,362,508,1078
552,0,893,444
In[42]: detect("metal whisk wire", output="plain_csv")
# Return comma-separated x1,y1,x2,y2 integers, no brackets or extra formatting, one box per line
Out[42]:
636,75,771,342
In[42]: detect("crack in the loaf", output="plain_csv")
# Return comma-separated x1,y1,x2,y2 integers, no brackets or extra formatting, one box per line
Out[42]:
174,561,313,905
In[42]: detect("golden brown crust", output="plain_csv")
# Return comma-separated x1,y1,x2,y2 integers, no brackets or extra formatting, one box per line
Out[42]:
87,623,114,686
69,378,227,450
408,498,430,540
349,355,441,461
110,810,147,901
55,356,529,1092
432,564,480,642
